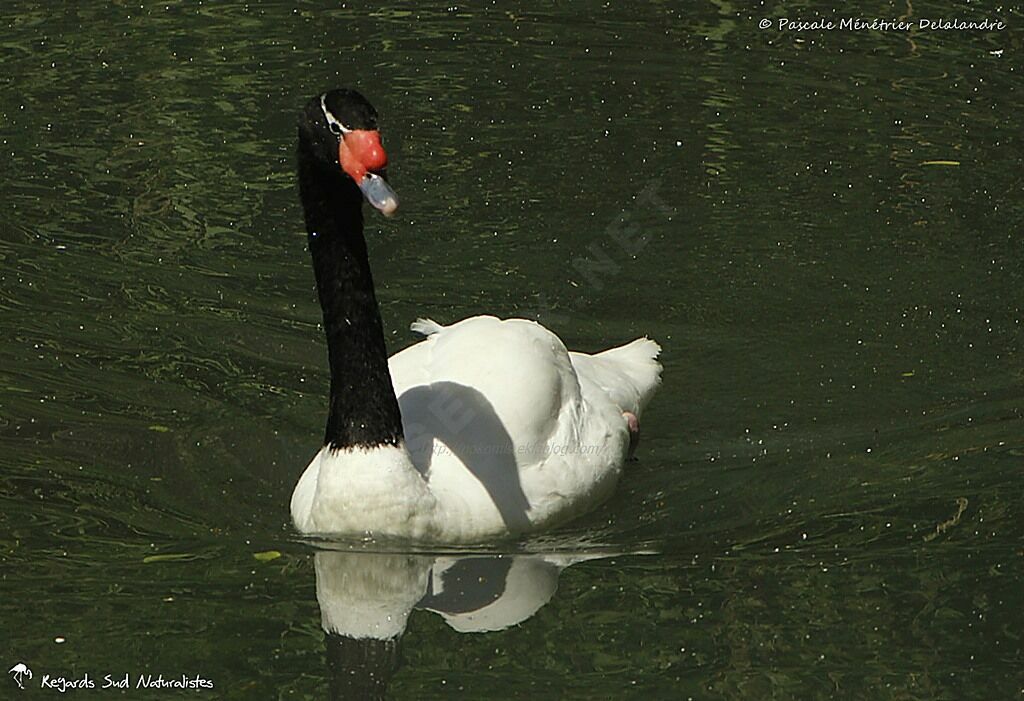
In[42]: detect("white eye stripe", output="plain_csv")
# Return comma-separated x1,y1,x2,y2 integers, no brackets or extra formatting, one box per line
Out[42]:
319,94,351,134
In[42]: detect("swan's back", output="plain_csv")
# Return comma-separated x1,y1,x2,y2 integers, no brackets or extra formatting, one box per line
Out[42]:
388,316,662,538
391,316,577,450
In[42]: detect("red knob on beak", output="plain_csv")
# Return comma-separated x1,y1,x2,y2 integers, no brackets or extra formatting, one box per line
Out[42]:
339,129,388,184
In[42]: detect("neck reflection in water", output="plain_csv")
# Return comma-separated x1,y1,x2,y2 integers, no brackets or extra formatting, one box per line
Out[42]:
314,550,597,699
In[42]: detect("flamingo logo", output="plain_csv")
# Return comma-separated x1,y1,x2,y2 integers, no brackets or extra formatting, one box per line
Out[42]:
8,663,32,689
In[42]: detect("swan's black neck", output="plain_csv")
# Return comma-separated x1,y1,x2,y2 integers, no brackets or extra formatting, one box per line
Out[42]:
298,144,404,451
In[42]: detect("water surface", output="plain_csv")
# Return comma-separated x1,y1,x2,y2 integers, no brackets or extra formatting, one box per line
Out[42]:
1,1,1021,698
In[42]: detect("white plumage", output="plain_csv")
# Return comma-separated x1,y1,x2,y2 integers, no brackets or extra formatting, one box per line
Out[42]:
292,315,661,542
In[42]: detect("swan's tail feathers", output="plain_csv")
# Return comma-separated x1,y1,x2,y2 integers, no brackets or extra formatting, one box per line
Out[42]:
410,318,445,337
571,337,663,416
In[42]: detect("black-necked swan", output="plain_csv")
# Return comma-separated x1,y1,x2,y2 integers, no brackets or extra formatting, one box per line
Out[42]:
290,89,662,542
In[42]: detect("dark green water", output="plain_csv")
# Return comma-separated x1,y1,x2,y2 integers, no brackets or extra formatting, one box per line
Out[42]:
1,1,1021,698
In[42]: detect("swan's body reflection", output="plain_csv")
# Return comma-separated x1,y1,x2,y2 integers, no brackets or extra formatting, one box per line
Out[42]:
315,551,594,699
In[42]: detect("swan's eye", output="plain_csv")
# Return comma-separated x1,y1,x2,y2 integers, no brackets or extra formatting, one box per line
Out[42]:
320,94,349,136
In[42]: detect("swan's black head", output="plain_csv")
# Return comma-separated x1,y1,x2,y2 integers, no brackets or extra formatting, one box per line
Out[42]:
298,89,398,216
